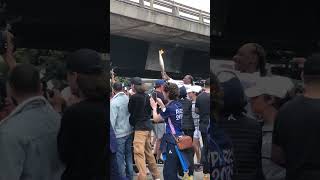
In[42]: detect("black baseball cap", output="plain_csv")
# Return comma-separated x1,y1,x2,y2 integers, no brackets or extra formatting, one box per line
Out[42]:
179,86,187,98
66,49,104,74
130,77,142,85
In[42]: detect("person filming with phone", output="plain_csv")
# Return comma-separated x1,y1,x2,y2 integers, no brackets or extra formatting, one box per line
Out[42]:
151,79,167,164
150,82,193,179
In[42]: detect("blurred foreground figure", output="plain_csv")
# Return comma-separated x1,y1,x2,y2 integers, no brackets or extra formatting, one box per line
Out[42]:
215,71,265,180
272,56,320,180
58,49,107,180
246,77,288,180
0,64,64,180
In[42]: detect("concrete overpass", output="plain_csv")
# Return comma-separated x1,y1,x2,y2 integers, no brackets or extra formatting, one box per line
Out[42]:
110,0,210,52
110,0,210,78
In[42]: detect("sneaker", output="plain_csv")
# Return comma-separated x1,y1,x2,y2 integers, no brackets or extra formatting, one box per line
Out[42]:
194,165,203,172
133,165,139,173
203,174,210,180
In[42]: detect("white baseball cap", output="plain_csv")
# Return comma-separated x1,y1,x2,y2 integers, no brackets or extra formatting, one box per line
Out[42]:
245,77,291,98
187,85,202,93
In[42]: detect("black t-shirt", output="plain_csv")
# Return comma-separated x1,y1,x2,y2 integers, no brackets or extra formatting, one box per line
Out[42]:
179,98,194,131
195,91,210,132
155,90,166,114
155,90,165,102
219,114,265,180
273,95,320,180
128,92,153,131
58,99,107,180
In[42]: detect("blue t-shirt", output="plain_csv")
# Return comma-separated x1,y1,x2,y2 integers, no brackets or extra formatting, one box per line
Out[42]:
160,100,183,136
208,122,234,180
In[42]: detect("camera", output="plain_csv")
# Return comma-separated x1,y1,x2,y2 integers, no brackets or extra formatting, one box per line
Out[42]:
0,77,7,111
0,18,8,54
0,28,7,55
0,19,16,55
270,50,303,80
151,92,157,101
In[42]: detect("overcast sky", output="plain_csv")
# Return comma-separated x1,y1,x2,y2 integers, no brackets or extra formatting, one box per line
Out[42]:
175,0,210,12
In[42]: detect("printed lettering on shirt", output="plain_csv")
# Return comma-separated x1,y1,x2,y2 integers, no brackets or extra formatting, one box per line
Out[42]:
208,148,234,180
176,108,183,121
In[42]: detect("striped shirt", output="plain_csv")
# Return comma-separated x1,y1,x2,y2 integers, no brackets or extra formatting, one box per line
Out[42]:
191,101,199,128
218,114,265,180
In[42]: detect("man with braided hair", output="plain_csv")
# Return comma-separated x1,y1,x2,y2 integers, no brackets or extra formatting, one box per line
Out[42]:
233,43,267,77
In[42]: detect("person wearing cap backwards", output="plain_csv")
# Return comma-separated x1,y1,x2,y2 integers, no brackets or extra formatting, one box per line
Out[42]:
57,49,107,180
271,55,320,180
245,77,288,180
128,77,160,180
208,71,235,180
152,79,166,164
216,71,264,180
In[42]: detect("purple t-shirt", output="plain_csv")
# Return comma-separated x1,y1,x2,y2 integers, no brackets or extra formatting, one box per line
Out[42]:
160,100,183,136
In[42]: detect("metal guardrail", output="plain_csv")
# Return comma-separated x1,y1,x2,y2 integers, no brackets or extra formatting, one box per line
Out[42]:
116,0,210,25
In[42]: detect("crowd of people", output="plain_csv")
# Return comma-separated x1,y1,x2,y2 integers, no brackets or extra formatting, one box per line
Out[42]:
210,42,320,180
110,50,211,180
1,31,319,180
0,32,108,180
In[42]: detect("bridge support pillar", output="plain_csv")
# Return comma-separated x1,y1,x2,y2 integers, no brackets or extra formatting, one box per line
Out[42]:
145,43,184,73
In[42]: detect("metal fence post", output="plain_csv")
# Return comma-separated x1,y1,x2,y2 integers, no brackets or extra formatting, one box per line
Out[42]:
139,0,145,7
172,1,179,16
199,10,204,23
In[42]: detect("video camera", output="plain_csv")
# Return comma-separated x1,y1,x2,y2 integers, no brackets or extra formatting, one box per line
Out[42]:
0,20,8,55
270,50,303,80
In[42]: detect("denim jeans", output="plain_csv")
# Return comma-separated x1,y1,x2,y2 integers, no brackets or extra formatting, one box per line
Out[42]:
116,134,134,180
110,152,121,179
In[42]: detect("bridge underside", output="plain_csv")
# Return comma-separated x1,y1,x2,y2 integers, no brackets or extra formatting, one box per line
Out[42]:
111,14,209,52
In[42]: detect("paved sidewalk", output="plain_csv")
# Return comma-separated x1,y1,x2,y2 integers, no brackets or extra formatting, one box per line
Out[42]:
133,164,204,180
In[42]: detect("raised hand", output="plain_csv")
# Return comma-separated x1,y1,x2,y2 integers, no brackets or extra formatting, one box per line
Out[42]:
159,49,164,55
150,97,158,110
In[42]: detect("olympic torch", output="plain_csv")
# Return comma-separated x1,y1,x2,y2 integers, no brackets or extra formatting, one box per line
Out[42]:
159,49,165,73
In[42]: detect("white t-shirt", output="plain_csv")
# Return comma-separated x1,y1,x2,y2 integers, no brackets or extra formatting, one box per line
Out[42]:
191,100,201,139
168,78,192,89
